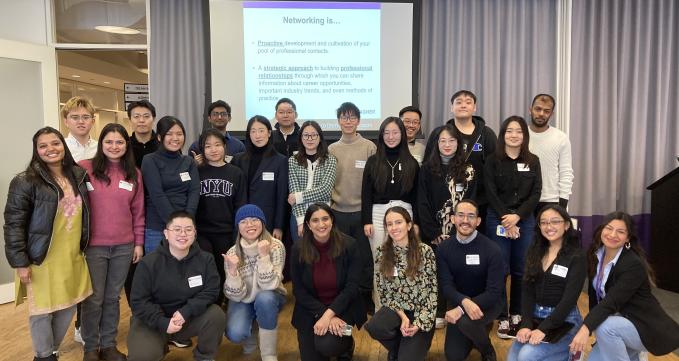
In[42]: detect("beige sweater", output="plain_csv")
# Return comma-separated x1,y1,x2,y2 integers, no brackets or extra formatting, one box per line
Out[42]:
223,237,286,303
328,133,376,212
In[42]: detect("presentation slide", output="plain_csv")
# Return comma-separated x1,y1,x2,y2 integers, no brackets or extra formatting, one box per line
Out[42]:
210,0,414,132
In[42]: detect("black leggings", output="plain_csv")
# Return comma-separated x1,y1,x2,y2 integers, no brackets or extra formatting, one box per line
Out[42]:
365,307,434,361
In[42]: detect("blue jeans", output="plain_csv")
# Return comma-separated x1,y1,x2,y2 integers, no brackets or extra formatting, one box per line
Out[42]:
485,208,535,316
588,315,646,361
290,213,301,242
144,228,164,254
81,243,134,352
225,291,286,343
508,305,582,361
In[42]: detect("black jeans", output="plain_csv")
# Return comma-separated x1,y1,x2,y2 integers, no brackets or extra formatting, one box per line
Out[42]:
444,301,502,361
297,325,354,361
365,307,434,361
196,232,233,305
333,209,374,311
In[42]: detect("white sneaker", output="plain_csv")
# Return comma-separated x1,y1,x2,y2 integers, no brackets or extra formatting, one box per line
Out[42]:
74,327,84,345
496,319,511,339
435,317,446,329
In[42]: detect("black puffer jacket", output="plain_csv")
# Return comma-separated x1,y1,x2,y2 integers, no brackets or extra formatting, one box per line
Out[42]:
4,164,90,267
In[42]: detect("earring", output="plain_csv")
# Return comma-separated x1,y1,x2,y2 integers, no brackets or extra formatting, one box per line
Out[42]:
625,241,631,250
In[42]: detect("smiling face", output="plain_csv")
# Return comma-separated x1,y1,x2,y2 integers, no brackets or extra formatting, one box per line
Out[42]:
504,120,524,149
164,217,196,254
301,125,320,155
337,112,359,135
63,106,94,138
451,95,476,120
36,133,65,166
385,211,411,244
238,217,263,243
382,121,402,149
437,129,458,157
401,111,421,142
163,124,185,152
307,208,333,242
249,121,271,148
538,209,569,244
601,219,629,252
102,131,127,162
453,201,481,238
203,134,226,164
208,106,231,130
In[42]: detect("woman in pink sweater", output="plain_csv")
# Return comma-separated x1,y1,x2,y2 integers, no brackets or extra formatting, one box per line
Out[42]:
78,123,145,361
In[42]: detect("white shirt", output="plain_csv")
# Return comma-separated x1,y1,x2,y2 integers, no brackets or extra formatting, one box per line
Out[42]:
408,140,426,165
65,134,98,162
528,126,574,202
593,246,623,300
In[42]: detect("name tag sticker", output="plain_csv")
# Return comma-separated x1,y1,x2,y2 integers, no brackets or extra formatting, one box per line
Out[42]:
517,163,530,172
551,264,569,278
466,254,480,265
262,172,275,181
355,160,366,169
180,172,191,182
188,275,203,288
119,180,133,191
455,184,464,192
85,182,94,191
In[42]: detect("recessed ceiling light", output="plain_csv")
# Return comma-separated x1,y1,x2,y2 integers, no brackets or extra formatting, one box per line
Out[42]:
72,74,81,78
103,81,111,84
95,26,140,35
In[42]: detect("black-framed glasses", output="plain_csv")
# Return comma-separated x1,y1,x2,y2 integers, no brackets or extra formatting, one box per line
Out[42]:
302,133,319,140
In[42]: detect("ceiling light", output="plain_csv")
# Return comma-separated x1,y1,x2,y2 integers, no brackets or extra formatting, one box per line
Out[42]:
72,74,81,78
95,26,140,35
103,81,111,84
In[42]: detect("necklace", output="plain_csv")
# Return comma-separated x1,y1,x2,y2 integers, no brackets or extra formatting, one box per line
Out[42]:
386,159,400,183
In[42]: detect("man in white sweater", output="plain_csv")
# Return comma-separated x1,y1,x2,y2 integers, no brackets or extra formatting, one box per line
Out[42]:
528,94,574,213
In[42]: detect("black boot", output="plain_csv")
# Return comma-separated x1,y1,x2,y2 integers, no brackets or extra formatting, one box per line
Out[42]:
337,338,355,361
34,354,58,361
481,347,497,361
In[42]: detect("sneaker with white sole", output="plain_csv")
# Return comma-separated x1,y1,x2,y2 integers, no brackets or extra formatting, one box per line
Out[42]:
508,314,522,337
169,338,192,348
74,327,84,345
496,318,511,339
435,317,446,329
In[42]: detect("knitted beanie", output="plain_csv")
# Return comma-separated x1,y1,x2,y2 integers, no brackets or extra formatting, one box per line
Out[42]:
235,204,267,226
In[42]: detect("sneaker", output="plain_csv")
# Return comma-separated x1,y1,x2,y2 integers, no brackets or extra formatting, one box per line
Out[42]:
74,327,84,345
242,332,257,354
435,317,446,329
496,318,511,339
168,338,192,348
508,314,522,337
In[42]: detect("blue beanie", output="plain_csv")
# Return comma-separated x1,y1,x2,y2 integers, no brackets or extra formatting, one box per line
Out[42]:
235,204,266,226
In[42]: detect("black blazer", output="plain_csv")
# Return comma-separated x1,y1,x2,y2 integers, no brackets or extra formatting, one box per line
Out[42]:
290,235,367,330
232,152,288,231
585,247,679,355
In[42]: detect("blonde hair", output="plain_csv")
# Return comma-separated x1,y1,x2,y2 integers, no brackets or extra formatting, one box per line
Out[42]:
61,96,96,119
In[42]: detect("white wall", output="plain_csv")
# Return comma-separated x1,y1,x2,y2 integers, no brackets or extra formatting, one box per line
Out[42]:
0,0,49,45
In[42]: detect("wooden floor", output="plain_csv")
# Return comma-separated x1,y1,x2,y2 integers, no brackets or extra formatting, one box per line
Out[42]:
1,284,677,361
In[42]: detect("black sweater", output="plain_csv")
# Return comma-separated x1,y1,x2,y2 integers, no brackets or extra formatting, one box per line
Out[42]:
130,239,220,333
436,232,505,311
484,155,542,218
196,163,247,235
520,248,586,332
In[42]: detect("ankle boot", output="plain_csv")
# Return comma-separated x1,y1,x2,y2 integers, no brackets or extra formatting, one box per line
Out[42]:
258,327,278,361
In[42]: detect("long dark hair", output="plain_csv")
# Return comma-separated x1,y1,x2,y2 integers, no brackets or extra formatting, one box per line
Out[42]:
294,121,329,167
587,211,655,284
379,206,422,280
496,116,537,164
156,115,186,152
298,203,345,264
244,115,275,158
424,124,468,181
92,123,137,185
524,205,580,282
372,117,418,194
25,126,78,199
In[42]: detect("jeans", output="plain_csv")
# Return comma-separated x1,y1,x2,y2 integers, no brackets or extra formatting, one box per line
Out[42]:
144,228,164,254
225,290,286,343
29,305,77,357
290,213,301,242
588,315,647,361
507,305,583,361
485,208,535,316
81,243,134,352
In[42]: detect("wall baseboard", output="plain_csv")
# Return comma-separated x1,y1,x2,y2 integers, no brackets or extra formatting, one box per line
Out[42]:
0,282,15,304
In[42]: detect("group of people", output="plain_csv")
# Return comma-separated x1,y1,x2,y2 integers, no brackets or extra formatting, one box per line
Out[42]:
4,92,679,361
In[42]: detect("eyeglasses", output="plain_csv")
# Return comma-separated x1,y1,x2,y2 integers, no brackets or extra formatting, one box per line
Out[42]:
68,114,93,122
539,219,565,227
402,119,420,126
454,212,478,221
276,110,295,116
131,113,152,120
211,112,230,118
302,133,319,140
239,218,261,226
167,227,196,235
339,116,358,122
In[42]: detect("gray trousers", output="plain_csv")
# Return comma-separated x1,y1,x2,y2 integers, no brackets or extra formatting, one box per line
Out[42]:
29,305,77,357
127,304,226,361
81,243,134,352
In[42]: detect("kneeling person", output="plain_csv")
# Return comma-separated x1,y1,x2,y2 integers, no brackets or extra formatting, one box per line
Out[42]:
128,211,225,361
437,200,505,361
